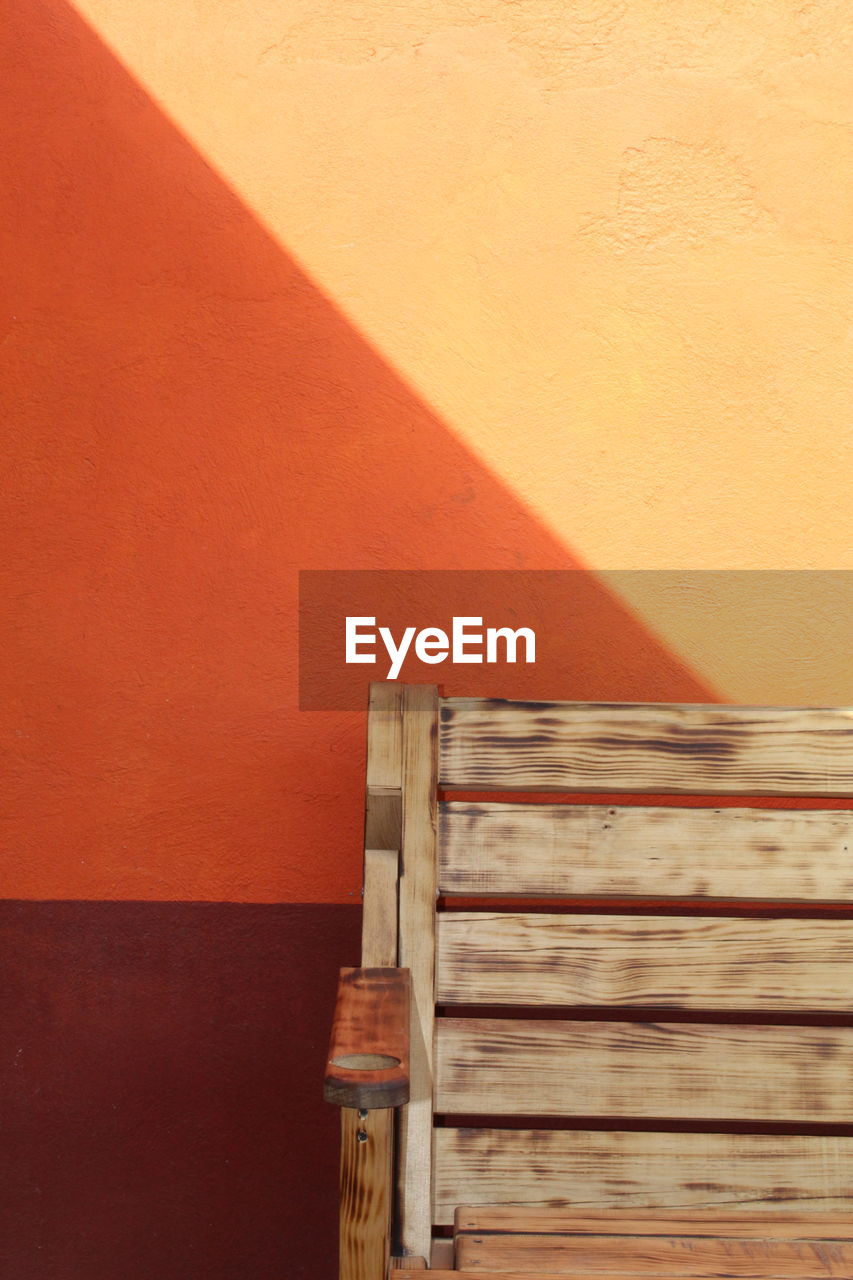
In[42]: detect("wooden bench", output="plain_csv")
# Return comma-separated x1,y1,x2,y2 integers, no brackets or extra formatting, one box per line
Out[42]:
325,683,853,1279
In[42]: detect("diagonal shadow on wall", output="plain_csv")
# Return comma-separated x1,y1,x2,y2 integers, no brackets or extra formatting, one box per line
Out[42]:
0,2,720,1277
1,0,716,903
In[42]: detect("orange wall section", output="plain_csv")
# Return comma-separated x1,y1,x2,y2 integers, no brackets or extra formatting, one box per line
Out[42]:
71,0,853,572
2,0,851,905
6,9,851,1276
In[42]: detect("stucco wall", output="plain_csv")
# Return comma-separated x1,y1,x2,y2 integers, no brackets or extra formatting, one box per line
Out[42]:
2,2,851,1276
4,0,852,904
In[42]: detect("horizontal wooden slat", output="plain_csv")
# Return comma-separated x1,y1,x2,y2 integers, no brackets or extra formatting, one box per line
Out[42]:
454,1208,853,1237
439,700,853,796
400,1273,852,1280
451,1208,853,1275
454,1232,853,1275
433,1129,853,1225
439,803,853,900
435,1019,853,1121
436,914,853,1009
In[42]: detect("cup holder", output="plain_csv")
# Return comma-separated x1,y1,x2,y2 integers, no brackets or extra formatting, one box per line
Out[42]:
330,1053,400,1071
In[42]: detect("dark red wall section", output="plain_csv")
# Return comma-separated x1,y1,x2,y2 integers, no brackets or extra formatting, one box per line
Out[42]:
1,902,359,1279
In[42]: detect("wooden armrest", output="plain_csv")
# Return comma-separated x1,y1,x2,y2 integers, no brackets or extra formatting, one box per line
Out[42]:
324,967,410,1109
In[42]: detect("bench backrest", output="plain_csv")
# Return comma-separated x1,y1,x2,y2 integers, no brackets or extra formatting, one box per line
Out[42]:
361,683,853,1261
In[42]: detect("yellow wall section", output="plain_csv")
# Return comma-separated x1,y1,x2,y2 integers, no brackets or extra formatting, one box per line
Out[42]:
597,571,853,705
70,0,853,696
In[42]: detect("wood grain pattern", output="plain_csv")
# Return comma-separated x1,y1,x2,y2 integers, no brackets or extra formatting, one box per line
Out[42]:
437,914,853,1009
435,1018,853,1121
430,1238,456,1267
452,1208,853,1276
455,1208,853,1237
399,1275,795,1280
439,802,853,900
454,1232,853,1275
325,967,410,1110
367,682,404,791
433,1128,853,1225
335,684,404,1280
365,681,404,866
350,689,853,1259
396,685,440,1260
363,685,403,967
397,1274,853,1280
391,1273,451,1280
362,847,398,969
439,700,853,796
340,1106,393,1280
397,1273,853,1280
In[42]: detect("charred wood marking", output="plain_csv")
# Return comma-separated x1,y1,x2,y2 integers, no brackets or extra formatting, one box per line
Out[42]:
439,700,853,796
434,1018,853,1122
340,1106,393,1280
454,1207,853,1237
438,802,853,901
436,914,853,1010
433,1127,853,1225
455,1227,853,1275
453,1204,853,1274
325,967,410,1110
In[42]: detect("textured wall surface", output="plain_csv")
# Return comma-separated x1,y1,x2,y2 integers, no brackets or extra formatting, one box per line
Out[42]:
1,1,851,1276
3,0,851,904
1,901,359,1279
70,0,853,574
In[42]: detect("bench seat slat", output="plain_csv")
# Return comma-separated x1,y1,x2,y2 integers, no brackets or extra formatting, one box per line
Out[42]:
439,701,853,796
437,914,853,1010
453,1208,853,1276
435,1018,853,1122
433,1129,853,1226
454,1208,853,1236
399,1273,853,1279
439,803,853,901
456,1231,853,1275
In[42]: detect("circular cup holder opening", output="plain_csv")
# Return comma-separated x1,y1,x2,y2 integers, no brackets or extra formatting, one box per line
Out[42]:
331,1053,400,1072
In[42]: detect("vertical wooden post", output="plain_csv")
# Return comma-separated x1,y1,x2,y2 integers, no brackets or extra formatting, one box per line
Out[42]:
397,685,439,1260
339,683,404,1280
365,681,404,863
339,1107,394,1280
